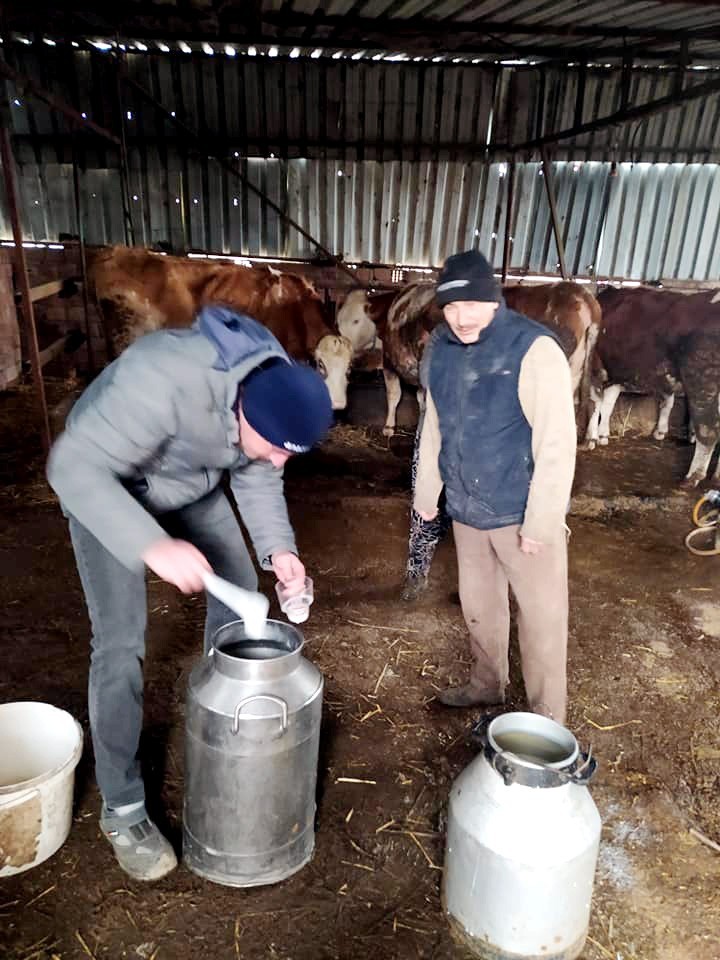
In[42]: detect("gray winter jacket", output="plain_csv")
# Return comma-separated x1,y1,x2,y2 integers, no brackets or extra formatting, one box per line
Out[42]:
47,308,298,572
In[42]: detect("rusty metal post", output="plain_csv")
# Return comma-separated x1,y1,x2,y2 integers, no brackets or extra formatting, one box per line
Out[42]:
72,135,95,374
0,123,51,452
115,63,136,246
501,159,516,284
540,144,569,280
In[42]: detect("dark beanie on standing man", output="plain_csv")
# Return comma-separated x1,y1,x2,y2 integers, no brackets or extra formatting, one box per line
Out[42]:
436,250,502,307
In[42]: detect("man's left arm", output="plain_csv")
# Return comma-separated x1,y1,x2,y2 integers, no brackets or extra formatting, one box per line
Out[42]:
229,459,299,573
518,337,577,546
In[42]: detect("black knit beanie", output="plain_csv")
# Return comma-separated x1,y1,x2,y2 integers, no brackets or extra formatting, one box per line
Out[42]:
436,250,502,307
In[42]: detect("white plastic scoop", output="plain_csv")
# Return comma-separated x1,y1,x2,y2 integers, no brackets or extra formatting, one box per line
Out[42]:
201,572,270,640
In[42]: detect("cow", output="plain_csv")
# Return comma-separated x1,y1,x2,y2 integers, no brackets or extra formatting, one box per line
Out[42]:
338,280,601,436
585,286,720,485
89,246,353,409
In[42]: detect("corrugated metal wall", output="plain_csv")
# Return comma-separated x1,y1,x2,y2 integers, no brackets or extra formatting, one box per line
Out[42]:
2,46,720,280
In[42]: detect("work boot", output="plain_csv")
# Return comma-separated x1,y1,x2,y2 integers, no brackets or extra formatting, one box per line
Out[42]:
100,804,178,881
436,683,505,708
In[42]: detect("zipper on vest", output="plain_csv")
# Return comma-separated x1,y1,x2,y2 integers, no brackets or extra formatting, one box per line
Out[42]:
457,346,469,480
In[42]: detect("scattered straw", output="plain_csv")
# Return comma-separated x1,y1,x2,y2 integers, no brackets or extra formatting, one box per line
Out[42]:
341,860,375,872
585,934,615,958
25,885,55,907
583,716,642,732
345,619,419,633
360,704,383,723
376,819,396,834
345,808,354,823
408,832,442,871
373,664,389,696
74,931,97,960
689,827,720,854
336,777,377,785
234,919,242,960
392,918,433,936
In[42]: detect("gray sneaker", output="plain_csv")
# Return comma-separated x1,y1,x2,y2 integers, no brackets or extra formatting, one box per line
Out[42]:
100,806,178,881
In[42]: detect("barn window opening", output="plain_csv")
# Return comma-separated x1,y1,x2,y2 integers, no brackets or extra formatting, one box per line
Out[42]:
311,49,322,59
158,43,170,53
268,47,279,57
248,46,257,57
135,42,148,52
225,45,236,57
202,43,214,56
43,38,56,46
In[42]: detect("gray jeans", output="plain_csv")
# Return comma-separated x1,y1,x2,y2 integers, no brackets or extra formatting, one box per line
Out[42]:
68,486,258,809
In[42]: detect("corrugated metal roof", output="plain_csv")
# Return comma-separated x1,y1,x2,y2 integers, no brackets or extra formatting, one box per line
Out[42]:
1,43,719,282
3,154,720,283
5,46,720,164
2,0,719,65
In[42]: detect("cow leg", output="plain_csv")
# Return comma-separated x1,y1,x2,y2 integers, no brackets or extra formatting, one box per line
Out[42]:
382,368,402,437
597,383,623,445
653,393,676,441
679,338,720,485
583,385,603,449
686,437,716,486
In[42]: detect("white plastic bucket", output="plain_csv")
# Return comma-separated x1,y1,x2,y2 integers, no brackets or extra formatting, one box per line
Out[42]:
0,701,83,877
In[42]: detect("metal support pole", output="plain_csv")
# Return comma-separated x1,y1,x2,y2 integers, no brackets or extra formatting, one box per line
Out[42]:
119,64,361,287
540,145,569,280
72,136,95,374
116,65,136,246
0,125,51,453
501,159,516,284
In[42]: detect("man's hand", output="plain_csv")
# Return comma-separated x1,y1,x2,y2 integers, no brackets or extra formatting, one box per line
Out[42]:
272,551,306,595
520,536,543,556
142,538,212,592
416,506,439,521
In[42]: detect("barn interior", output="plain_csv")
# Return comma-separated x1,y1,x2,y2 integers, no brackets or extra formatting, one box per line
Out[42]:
1,3,720,959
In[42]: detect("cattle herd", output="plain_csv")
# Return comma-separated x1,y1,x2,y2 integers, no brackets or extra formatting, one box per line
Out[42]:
87,245,720,487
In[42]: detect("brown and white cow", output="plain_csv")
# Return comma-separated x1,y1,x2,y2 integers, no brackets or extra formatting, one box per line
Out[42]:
338,280,601,435
89,246,353,409
585,286,720,485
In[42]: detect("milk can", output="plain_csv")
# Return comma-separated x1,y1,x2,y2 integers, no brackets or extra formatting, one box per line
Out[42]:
443,712,601,960
183,618,323,887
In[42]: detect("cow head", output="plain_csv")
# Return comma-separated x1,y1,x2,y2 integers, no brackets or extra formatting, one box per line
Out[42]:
337,290,378,356
314,334,353,410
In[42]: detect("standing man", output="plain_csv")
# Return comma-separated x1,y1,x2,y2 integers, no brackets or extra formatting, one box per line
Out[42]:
413,251,576,724
47,305,333,881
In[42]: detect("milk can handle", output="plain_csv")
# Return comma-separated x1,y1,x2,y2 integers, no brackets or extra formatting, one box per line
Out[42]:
231,695,289,738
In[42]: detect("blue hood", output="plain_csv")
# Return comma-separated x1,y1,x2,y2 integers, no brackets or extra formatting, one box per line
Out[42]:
197,304,289,371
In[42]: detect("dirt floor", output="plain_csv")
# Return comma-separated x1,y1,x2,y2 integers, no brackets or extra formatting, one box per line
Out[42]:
1,381,720,960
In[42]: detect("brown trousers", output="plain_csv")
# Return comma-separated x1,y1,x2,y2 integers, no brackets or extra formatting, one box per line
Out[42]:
453,521,568,724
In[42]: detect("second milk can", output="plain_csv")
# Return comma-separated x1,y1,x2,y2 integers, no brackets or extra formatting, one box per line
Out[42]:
183,618,323,887
443,712,601,960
